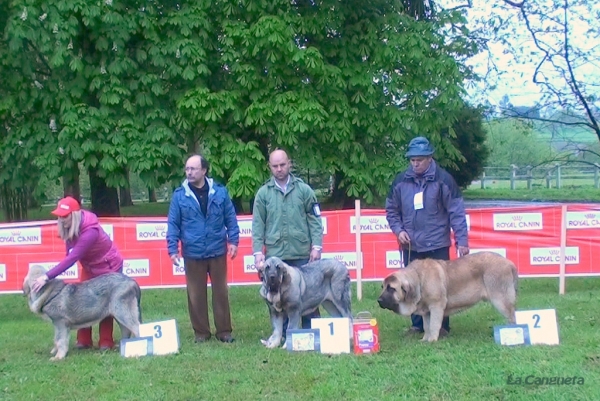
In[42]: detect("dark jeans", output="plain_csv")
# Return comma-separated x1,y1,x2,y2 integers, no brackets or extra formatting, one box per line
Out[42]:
402,246,451,333
282,258,321,334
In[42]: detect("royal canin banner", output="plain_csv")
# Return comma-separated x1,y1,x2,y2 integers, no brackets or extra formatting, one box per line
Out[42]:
1,204,599,294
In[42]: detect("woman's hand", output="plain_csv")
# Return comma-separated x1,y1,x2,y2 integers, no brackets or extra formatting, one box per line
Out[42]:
32,274,49,293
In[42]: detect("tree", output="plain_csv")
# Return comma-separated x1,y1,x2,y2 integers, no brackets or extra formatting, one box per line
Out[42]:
439,105,490,188
484,118,556,167
1,0,478,220
448,0,599,143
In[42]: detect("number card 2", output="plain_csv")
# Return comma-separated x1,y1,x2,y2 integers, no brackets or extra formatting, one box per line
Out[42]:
311,318,351,354
139,319,180,355
515,309,560,345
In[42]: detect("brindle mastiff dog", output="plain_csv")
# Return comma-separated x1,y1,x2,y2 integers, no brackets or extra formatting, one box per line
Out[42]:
259,256,352,348
377,251,518,342
23,264,142,360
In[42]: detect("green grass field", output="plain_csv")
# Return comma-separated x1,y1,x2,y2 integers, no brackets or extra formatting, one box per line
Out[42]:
1,279,599,400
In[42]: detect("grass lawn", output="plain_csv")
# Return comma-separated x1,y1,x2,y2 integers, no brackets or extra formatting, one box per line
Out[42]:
1,278,599,401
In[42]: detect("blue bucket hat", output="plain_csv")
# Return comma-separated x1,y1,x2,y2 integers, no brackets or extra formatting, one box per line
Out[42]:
405,136,434,158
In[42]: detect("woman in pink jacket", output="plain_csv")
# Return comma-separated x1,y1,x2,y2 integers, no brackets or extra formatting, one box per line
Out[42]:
32,196,124,350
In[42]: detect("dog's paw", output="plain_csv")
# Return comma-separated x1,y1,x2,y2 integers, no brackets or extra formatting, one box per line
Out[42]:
263,337,282,349
50,347,57,355
260,339,268,346
49,355,65,361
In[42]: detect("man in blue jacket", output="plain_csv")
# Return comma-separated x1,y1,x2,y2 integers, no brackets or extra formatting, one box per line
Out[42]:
385,137,469,337
167,154,240,343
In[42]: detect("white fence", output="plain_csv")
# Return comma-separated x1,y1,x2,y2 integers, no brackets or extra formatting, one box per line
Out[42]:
479,164,600,190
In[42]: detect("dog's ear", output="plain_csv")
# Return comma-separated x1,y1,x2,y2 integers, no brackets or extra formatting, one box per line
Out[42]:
22,278,31,297
400,279,417,303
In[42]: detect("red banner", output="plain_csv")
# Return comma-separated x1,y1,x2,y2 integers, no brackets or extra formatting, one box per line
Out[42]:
1,204,599,294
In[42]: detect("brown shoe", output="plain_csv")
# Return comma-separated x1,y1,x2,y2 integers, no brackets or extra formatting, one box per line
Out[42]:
194,336,210,343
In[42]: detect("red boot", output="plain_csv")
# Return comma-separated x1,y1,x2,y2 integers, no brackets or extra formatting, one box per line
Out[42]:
76,327,93,349
98,317,115,350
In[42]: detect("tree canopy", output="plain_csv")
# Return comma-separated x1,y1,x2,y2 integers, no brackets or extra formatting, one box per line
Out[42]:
1,0,478,219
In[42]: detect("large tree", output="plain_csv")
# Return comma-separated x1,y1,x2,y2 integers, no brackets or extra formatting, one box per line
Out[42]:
1,0,478,220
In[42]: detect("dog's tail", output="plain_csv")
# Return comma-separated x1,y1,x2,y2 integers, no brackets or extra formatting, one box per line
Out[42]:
136,285,143,323
344,273,352,318
512,266,519,295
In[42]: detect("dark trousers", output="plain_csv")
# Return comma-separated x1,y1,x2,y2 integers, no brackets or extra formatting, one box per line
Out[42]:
402,247,451,333
184,255,233,340
282,258,321,332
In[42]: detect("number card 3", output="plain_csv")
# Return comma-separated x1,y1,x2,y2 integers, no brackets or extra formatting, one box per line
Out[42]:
311,318,351,354
139,319,180,355
515,309,560,345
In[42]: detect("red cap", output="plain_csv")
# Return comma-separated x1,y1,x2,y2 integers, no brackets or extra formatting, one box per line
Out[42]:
51,196,81,217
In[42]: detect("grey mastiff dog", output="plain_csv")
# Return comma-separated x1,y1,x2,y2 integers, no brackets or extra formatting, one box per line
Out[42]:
259,257,352,348
23,264,142,360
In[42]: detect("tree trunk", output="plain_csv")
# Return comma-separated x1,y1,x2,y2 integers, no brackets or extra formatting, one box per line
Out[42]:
148,188,157,203
0,185,28,222
119,168,134,207
88,167,120,217
330,170,355,209
62,161,81,202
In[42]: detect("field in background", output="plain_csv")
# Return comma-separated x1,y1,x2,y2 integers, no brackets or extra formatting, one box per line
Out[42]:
1,279,600,400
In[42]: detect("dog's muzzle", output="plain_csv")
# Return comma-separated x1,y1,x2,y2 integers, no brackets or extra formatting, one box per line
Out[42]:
267,275,280,292
377,295,395,311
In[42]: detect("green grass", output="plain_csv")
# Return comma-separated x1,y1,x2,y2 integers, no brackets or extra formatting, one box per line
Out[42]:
1,279,599,400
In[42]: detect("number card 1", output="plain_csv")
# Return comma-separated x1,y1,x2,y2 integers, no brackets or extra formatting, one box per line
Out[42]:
139,319,180,355
311,318,351,354
515,309,560,345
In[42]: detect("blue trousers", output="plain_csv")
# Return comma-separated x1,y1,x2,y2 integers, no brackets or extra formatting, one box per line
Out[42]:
402,247,451,332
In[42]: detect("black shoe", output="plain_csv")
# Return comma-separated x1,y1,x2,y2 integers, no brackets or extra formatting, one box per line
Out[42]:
406,326,424,335
195,336,210,343
217,335,235,343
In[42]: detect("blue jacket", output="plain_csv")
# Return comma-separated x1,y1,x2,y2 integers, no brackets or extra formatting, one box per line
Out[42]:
167,178,240,259
385,160,468,253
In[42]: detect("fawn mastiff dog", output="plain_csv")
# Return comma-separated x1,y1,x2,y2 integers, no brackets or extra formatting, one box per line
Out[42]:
23,264,142,360
259,256,352,348
377,251,518,342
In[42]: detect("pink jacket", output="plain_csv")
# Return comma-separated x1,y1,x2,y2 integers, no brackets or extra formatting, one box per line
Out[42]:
46,210,123,280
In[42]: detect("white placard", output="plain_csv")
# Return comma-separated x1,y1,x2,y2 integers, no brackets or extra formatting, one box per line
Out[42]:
121,337,153,358
139,319,180,355
311,317,351,354
515,309,559,345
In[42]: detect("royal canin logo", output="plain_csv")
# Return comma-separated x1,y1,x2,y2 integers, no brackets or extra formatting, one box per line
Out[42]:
334,255,344,261
369,218,378,223
124,262,130,268
512,216,523,221
11,230,20,236
549,249,560,255
585,213,596,219
156,225,165,231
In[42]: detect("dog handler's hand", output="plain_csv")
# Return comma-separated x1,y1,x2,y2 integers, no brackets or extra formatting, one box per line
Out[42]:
254,253,265,271
309,248,321,262
398,231,411,245
228,244,238,259
170,254,181,267
458,246,470,257
32,274,49,293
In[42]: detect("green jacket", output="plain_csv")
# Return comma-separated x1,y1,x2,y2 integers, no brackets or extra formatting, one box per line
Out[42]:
252,175,323,260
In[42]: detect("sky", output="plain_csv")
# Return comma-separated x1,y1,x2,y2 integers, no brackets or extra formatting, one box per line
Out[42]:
439,0,600,109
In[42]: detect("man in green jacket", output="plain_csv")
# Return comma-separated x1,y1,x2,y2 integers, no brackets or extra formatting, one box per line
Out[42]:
252,149,323,329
